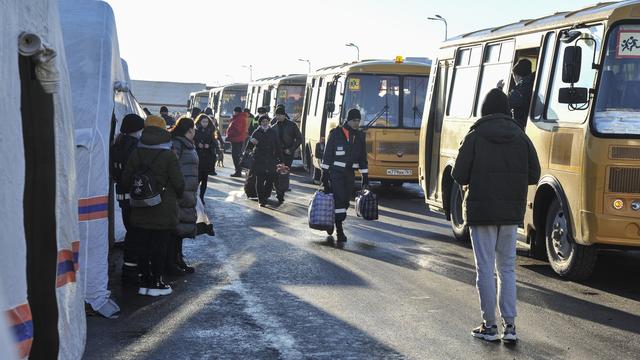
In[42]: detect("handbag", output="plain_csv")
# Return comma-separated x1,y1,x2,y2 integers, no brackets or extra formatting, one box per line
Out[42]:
355,189,378,220
239,150,254,169
308,190,335,232
195,197,215,236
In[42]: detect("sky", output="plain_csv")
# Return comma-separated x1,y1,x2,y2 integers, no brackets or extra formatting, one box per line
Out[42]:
105,0,598,86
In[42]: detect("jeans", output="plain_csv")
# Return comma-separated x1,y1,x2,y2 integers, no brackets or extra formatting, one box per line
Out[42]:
231,142,244,174
470,225,518,326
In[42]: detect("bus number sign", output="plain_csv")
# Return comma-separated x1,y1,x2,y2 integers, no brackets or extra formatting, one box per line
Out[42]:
616,29,640,58
348,78,361,91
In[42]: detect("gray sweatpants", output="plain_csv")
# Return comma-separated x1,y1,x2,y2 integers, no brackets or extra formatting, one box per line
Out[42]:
470,225,518,326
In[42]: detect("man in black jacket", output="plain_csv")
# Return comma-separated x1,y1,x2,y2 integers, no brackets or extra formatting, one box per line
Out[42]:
247,115,284,207
452,89,540,343
272,106,303,202
498,58,534,130
110,114,145,283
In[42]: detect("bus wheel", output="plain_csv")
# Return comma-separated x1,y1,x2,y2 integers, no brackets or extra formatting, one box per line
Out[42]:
449,184,470,242
545,199,597,280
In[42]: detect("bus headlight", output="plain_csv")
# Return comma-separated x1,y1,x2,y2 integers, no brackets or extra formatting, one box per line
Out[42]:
613,199,625,210
632,200,640,211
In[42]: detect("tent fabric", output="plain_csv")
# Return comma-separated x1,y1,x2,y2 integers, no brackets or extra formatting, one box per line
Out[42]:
1,0,86,358
60,0,140,316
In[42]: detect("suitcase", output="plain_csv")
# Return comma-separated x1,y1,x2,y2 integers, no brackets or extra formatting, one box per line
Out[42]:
308,190,335,232
276,172,290,193
244,172,257,199
355,190,378,220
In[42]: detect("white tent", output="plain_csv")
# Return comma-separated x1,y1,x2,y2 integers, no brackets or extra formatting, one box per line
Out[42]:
59,0,142,318
0,0,86,358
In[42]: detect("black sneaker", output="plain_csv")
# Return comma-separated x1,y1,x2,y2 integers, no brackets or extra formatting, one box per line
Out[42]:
502,323,517,343
277,197,284,204
325,235,335,245
472,323,500,341
230,172,242,178
146,279,172,297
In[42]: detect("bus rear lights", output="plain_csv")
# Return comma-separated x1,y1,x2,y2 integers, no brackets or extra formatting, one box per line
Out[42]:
631,200,640,211
612,199,625,210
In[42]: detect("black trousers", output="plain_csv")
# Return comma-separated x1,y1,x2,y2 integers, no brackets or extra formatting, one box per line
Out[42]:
198,171,209,201
120,201,139,266
231,141,244,174
256,172,276,204
330,169,355,223
134,228,170,280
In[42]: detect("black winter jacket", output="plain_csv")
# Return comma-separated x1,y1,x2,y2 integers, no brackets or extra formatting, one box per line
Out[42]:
321,126,368,174
194,124,218,173
508,74,534,129
111,134,139,197
247,127,283,175
452,114,541,226
273,119,303,156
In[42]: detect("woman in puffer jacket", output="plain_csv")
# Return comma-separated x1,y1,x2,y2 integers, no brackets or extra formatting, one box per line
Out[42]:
194,114,218,202
168,117,199,275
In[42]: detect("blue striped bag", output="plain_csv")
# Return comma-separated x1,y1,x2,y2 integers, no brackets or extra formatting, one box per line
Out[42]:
356,190,378,220
308,190,335,231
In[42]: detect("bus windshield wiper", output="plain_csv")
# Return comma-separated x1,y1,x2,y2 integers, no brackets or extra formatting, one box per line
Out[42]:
361,104,389,129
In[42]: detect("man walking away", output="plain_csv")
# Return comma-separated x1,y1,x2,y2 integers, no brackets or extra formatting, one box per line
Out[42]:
110,114,145,284
498,59,534,130
160,106,176,128
227,106,249,177
273,106,302,203
452,89,540,343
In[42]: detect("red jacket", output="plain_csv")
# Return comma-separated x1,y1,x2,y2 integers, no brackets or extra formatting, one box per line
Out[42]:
226,113,248,143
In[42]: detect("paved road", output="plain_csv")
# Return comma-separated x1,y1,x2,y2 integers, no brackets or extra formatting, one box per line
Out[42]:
85,158,640,360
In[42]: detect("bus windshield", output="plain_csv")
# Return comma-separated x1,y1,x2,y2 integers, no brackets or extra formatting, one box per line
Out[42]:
343,75,400,128
195,95,208,110
403,76,428,128
594,25,640,135
277,85,305,120
220,91,246,117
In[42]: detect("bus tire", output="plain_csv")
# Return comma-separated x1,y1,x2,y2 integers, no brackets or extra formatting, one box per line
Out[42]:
545,198,597,280
449,183,470,242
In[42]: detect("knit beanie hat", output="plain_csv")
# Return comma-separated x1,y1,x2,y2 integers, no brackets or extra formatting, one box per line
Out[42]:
160,106,169,113
258,114,270,123
145,115,167,129
512,58,532,77
257,107,267,114
120,114,145,134
275,107,286,115
481,89,511,117
347,108,361,121
233,106,242,113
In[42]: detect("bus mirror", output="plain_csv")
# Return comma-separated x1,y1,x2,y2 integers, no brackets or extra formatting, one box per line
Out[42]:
562,46,582,84
325,102,335,113
558,87,588,104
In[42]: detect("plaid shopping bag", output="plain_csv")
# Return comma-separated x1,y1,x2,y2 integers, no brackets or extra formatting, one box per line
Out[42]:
355,190,379,220
308,190,335,231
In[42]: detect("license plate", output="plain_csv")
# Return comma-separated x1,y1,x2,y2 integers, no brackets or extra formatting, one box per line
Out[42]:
386,169,413,176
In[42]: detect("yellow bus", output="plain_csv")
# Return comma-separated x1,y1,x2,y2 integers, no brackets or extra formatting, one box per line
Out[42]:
208,83,248,147
187,89,210,117
419,2,640,280
246,74,307,125
302,59,430,185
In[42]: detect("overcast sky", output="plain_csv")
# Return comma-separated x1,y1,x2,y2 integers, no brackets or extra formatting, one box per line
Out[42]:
105,0,597,86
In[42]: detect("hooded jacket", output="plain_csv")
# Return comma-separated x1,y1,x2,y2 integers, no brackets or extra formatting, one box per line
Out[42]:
121,126,185,230
226,112,249,143
247,126,283,175
172,136,199,238
272,119,303,157
452,114,541,226
194,123,218,173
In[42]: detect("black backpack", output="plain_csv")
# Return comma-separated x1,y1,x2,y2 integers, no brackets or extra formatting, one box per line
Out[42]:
130,151,164,207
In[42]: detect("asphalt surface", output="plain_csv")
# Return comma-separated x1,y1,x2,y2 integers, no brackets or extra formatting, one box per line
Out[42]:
85,157,640,360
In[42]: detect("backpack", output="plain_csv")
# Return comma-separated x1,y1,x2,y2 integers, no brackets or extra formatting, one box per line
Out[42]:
130,151,164,207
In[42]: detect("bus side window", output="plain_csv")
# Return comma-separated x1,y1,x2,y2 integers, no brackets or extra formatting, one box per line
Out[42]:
532,32,556,122
475,40,515,116
448,46,482,118
546,25,603,123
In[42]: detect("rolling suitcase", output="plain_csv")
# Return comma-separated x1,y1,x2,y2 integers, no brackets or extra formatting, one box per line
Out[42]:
244,171,257,199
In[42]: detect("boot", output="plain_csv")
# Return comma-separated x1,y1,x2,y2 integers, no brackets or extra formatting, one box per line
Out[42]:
336,221,347,248
176,238,195,274
165,237,186,276
146,276,172,297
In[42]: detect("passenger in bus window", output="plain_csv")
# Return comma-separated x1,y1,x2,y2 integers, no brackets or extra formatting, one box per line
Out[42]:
497,59,534,130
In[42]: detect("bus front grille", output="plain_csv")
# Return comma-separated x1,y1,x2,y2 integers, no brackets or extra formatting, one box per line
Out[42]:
609,167,640,193
377,142,419,156
610,146,640,160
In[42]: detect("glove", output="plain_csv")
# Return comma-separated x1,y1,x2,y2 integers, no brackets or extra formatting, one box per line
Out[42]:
361,173,369,189
321,170,331,192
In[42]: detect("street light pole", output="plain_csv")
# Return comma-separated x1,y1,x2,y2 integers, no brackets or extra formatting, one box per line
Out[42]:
345,42,360,62
427,15,448,41
242,65,253,82
298,58,311,73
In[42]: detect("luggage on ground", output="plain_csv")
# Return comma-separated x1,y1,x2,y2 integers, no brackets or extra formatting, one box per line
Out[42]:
276,171,290,193
355,189,378,220
308,190,335,231
244,171,257,199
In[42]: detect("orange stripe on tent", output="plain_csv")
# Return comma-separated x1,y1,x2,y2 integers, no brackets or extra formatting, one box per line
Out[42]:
79,210,108,221
57,250,73,263
6,304,31,326
78,195,108,207
56,272,77,288
17,338,33,359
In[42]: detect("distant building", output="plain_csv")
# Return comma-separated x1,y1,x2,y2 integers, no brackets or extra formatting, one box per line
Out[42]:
130,80,207,115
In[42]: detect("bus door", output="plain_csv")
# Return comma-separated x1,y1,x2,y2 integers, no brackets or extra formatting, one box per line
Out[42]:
426,60,451,198
321,76,340,139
